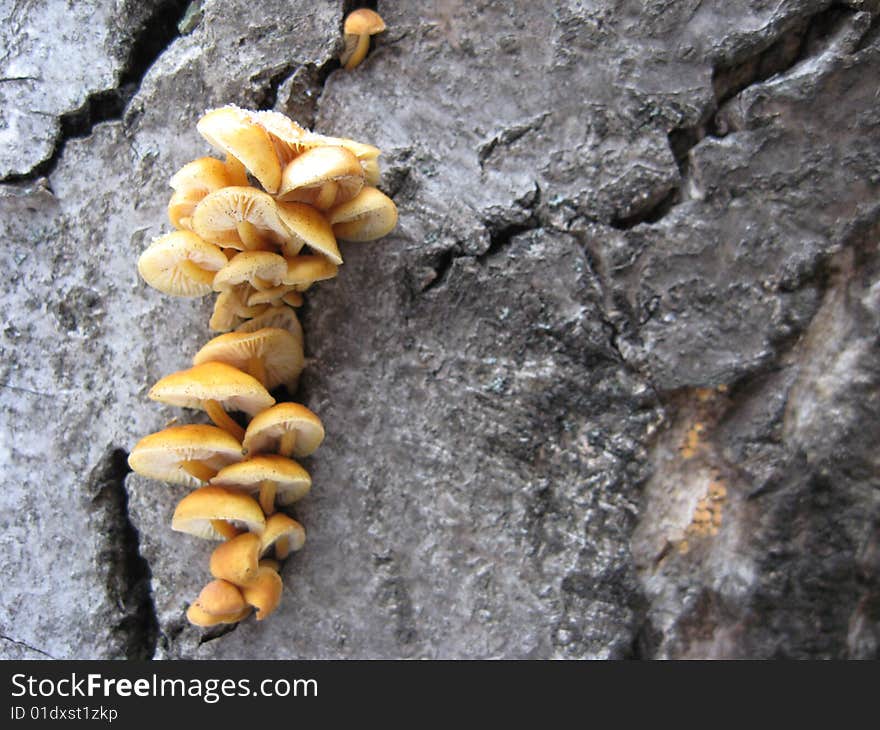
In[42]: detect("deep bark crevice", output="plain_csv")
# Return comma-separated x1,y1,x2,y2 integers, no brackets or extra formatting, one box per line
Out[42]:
1,0,189,184
89,448,159,660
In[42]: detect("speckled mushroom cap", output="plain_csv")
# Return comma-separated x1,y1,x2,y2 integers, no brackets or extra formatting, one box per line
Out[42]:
212,251,289,292
209,531,262,584
211,455,312,506
243,402,325,457
328,186,398,242
241,566,283,620
282,255,339,291
172,487,266,540
260,513,306,555
277,145,365,208
192,186,291,250
193,328,304,390
191,579,248,617
127,425,244,487
236,305,303,343
148,361,275,416
137,231,228,297
197,106,282,193
275,200,342,264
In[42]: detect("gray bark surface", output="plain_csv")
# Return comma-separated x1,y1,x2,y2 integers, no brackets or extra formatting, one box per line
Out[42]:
1,0,878,658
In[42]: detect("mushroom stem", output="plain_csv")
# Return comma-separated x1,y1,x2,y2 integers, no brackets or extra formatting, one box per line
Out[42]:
315,181,338,210
278,431,298,458
180,460,217,483
275,536,291,560
247,356,267,387
203,399,246,442
178,259,217,287
344,33,370,70
258,480,277,515
236,221,267,250
210,519,241,540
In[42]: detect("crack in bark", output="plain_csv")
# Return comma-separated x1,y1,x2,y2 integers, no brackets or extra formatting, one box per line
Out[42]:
0,633,56,659
89,448,159,660
615,3,861,230
1,0,190,184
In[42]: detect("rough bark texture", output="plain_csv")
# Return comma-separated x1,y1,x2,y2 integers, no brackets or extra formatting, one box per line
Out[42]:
1,0,878,659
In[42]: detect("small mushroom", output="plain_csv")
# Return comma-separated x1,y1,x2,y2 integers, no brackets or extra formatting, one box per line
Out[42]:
328,186,398,242
167,157,235,231
197,106,282,193
209,531,263,584
340,8,387,70
192,328,304,389
236,305,304,341
277,145,365,209
212,251,289,293
148,361,275,442
282,255,339,292
275,200,342,264
191,579,248,617
172,486,266,540
241,565,283,620
243,402,325,458
128,424,244,486
137,231,228,297
260,512,306,560
192,186,291,251
211,454,311,515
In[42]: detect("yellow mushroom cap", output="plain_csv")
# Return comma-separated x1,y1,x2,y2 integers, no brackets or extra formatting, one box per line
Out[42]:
211,455,312,506
197,106,282,193
277,145,365,208
276,200,342,264
344,8,386,35
127,425,244,487
148,361,275,416
241,566,283,620
186,604,252,627
193,328,304,390
260,512,306,554
169,156,232,194
192,186,290,250
236,305,303,343
328,186,398,242
173,487,266,540
282,255,339,291
137,231,227,297
192,579,248,617
212,251,289,292
243,402,325,457
209,531,262,584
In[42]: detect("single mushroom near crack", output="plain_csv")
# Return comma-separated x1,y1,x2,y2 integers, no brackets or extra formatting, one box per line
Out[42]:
148,361,275,442
210,454,311,515
137,231,228,297
127,424,244,487
243,402,325,459
340,8,386,70
193,327,303,394
173,486,265,541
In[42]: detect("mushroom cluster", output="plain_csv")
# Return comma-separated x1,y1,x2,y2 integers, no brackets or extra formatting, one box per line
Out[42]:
129,106,397,626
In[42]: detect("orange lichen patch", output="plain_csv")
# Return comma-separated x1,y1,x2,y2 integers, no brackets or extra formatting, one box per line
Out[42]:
683,478,728,543
680,422,705,459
